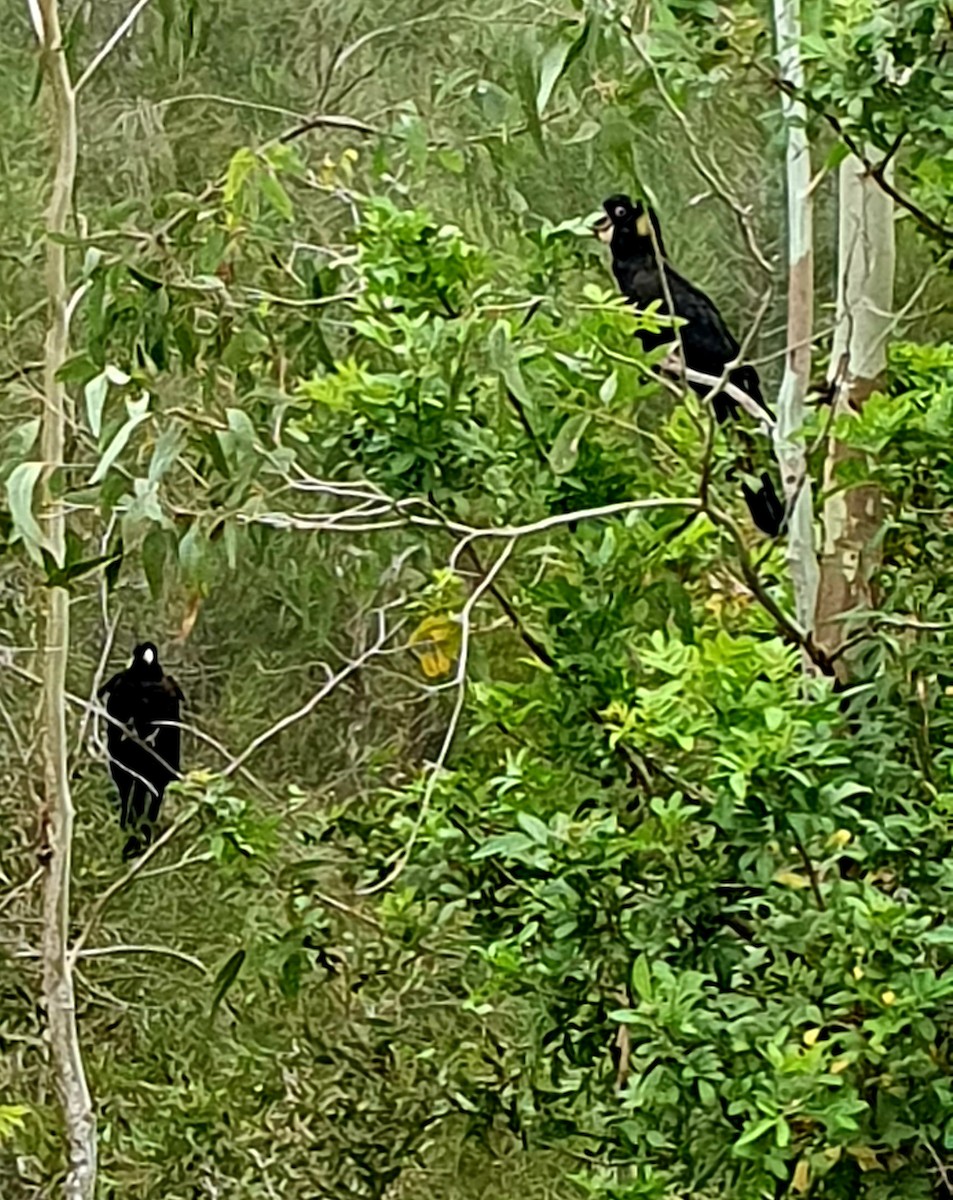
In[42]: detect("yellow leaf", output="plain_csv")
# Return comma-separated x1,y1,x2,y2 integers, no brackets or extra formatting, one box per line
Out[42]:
803,1027,821,1047
852,964,865,980
409,613,461,679
319,154,337,188
847,1145,882,1172
792,1158,811,1194
831,1058,850,1074
418,646,452,679
775,871,812,889
828,828,852,848
881,990,896,1006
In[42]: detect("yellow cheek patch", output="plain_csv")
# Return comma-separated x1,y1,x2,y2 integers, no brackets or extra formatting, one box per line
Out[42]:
636,213,651,237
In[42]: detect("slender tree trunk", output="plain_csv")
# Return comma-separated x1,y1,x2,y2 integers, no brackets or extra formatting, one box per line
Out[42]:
772,0,819,654
32,0,97,1193
814,154,895,676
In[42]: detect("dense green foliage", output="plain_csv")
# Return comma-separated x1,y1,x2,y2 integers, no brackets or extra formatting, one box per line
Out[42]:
2,1,953,1197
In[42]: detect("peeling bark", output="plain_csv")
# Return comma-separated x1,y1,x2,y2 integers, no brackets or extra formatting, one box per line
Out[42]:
815,154,895,677
772,0,819,651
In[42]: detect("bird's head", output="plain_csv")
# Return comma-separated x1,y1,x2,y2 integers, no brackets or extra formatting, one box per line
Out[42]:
593,194,663,255
131,642,162,679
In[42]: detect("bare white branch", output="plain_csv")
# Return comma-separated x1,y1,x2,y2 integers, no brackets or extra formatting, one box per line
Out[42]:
222,600,404,777
75,0,155,93
357,540,517,896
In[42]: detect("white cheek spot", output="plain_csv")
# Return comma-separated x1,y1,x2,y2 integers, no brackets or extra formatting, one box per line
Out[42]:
143,648,155,664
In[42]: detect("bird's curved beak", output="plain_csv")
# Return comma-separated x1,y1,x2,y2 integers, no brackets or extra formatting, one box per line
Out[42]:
592,214,613,244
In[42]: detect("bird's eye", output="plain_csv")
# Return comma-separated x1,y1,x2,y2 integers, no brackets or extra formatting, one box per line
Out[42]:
615,205,627,219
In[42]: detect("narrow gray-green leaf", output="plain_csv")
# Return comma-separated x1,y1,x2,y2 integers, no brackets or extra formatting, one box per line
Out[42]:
141,529,168,600
210,948,246,1013
89,394,150,485
84,372,109,439
516,811,550,846
7,461,47,564
0,418,41,483
630,953,653,1002
549,413,591,474
104,364,131,387
502,362,533,407
148,427,184,485
537,40,573,115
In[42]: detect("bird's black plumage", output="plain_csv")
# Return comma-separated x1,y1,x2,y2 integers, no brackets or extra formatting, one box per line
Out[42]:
98,642,183,859
595,194,785,536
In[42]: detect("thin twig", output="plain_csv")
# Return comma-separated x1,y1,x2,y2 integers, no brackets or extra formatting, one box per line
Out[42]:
68,805,199,964
222,600,403,777
19,943,208,975
75,0,156,93
357,541,516,896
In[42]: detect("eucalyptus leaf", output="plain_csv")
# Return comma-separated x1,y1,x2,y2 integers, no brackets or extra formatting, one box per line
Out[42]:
84,372,109,438
141,529,168,600
210,948,246,1013
549,413,591,474
89,394,150,485
6,461,46,564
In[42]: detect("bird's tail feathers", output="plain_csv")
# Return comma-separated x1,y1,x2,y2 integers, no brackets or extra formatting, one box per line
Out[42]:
741,472,786,537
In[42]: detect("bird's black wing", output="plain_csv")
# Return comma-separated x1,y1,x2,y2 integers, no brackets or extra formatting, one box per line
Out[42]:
663,266,770,420
137,676,182,823
98,669,125,698
665,268,741,371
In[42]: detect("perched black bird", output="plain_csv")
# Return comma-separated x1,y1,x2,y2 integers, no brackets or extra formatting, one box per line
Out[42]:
594,193,785,536
98,642,183,859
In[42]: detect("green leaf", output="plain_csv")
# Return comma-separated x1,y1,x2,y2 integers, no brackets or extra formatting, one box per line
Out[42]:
549,413,591,474
104,364,131,387
55,355,98,385
824,142,851,172
436,148,465,174
513,47,545,155
516,811,550,845
90,394,150,484
6,461,46,565
734,1116,777,1149
564,119,600,144
0,419,41,483
141,529,168,599
210,948,246,1012
0,1104,29,1142
537,41,573,115
148,428,183,485
473,832,535,860
127,265,162,291
43,552,119,590
924,926,953,945
502,362,533,408
599,372,618,405
823,780,872,804
260,171,294,222
178,523,207,587
223,147,257,209
84,372,109,438
630,953,653,1002
537,20,590,114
